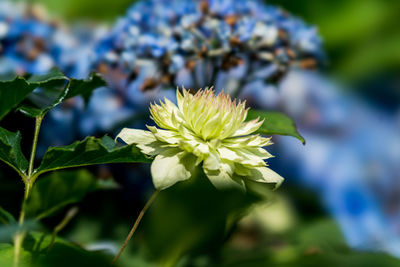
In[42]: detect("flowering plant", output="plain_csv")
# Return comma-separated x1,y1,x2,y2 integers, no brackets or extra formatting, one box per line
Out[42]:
117,88,283,191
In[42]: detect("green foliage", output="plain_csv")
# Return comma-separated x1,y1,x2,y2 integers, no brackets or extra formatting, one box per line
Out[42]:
219,220,400,267
17,71,106,118
141,172,262,266
0,207,15,225
0,69,106,119
26,169,116,220
0,232,112,267
0,70,67,120
0,127,29,174
247,110,305,144
63,73,105,104
35,136,151,176
268,0,400,81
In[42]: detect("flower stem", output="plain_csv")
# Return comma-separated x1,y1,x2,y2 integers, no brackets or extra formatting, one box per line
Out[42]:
13,116,43,267
48,207,79,251
28,116,42,178
112,190,160,265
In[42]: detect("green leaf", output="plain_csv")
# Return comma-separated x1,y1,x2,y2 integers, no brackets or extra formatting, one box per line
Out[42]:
0,68,69,120
0,127,29,175
0,207,15,225
0,69,69,119
17,71,106,118
64,73,105,104
0,243,31,267
26,169,110,219
0,231,112,267
35,136,150,176
0,77,36,120
247,110,305,144
143,171,261,266
0,220,39,242
27,232,112,267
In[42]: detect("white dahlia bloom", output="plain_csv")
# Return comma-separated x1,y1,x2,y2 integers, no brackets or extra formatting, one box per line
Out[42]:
117,88,284,191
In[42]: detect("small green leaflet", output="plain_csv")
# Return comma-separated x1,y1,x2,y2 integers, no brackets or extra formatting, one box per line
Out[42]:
0,127,29,174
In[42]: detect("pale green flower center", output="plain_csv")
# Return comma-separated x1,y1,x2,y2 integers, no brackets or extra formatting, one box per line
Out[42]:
176,89,248,141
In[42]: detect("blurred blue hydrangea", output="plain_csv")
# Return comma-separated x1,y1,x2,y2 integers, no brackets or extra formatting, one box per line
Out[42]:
84,0,323,135
0,1,93,78
0,1,107,150
94,0,323,94
274,70,400,258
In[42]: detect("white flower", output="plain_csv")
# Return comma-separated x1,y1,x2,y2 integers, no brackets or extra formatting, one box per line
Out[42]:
117,88,284,191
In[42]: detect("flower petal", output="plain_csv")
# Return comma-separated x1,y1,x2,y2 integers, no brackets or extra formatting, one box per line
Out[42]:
232,118,264,137
218,147,267,167
147,126,181,144
151,149,196,190
247,167,284,189
116,128,166,156
203,148,220,170
234,163,252,176
204,161,245,191
116,128,156,145
223,135,272,148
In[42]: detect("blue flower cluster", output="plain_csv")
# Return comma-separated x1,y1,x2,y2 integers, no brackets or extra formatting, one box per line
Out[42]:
0,0,324,136
275,70,400,258
0,1,92,78
94,0,323,100
81,0,324,136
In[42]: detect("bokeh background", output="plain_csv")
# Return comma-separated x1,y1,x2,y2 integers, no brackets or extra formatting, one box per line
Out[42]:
1,0,400,266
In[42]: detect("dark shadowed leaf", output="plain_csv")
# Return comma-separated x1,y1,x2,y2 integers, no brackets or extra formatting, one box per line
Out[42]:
0,231,112,267
17,71,106,117
0,78,36,121
26,169,115,219
64,73,105,104
0,207,15,225
34,136,150,176
247,110,305,144
0,220,39,242
218,220,400,267
0,69,67,120
142,172,261,266
0,127,29,175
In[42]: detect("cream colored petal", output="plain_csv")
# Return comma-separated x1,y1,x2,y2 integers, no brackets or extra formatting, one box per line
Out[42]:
232,119,263,137
234,163,252,176
223,135,272,148
146,126,182,144
116,128,156,145
203,149,220,170
247,167,284,189
218,147,266,167
116,128,166,156
136,142,168,156
204,164,245,191
151,149,196,190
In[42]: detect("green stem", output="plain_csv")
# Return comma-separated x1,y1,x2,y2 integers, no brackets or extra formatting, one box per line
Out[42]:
28,116,42,177
48,207,79,251
13,116,43,267
112,190,160,265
